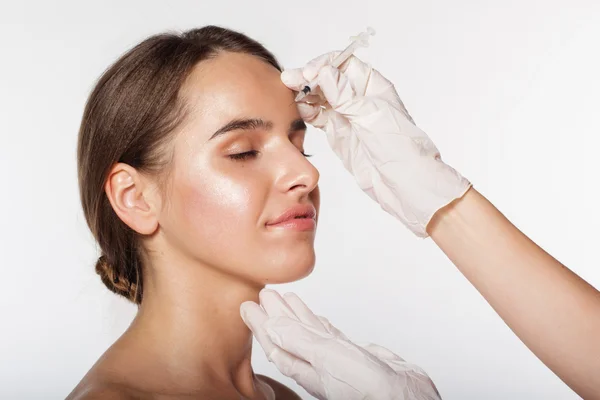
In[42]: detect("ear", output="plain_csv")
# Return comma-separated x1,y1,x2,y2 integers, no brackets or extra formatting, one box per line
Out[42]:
104,163,160,235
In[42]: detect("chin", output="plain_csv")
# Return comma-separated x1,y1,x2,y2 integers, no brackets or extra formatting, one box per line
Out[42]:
262,248,316,284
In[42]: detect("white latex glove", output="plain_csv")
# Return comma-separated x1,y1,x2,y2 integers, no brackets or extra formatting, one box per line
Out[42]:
240,289,441,400
281,53,471,237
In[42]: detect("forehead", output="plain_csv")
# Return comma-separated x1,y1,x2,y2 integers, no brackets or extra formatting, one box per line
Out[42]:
180,52,298,134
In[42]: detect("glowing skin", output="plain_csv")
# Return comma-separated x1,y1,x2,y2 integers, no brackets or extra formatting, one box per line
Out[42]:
159,52,320,284
70,52,318,399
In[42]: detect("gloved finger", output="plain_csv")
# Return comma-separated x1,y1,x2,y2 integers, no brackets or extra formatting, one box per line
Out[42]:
315,65,356,111
239,301,278,361
281,67,306,91
242,305,325,398
268,347,324,399
282,51,345,91
259,289,299,320
302,51,344,81
281,68,328,107
288,52,394,112
334,55,373,98
338,58,416,124
299,93,326,105
296,102,321,123
282,292,327,331
316,315,349,340
281,69,328,106
280,51,341,88
264,316,331,365
308,55,402,115
297,103,338,130
340,57,404,107
361,342,407,363
361,343,434,380
305,53,370,95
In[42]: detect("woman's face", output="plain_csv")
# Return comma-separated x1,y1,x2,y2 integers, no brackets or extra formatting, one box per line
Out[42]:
157,51,320,285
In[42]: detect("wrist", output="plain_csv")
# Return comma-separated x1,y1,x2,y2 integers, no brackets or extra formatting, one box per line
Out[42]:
426,185,476,237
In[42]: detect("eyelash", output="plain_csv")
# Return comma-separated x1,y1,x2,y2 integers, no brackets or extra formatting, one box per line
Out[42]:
228,150,312,161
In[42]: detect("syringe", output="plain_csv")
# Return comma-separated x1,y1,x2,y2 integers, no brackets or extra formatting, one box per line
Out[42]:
294,27,376,102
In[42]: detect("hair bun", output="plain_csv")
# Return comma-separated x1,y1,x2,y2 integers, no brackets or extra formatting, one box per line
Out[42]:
95,255,116,282
95,255,139,302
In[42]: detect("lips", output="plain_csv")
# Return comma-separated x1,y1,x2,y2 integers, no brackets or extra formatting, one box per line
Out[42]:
266,204,317,226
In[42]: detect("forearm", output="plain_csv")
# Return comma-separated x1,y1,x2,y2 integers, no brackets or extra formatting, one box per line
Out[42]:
427,187,600,399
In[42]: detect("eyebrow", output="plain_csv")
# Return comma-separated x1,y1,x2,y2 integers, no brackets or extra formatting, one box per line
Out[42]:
209,118,307,140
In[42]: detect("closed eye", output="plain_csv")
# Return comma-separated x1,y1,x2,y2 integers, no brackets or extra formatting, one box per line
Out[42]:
229,150,259,161
228,149,311,161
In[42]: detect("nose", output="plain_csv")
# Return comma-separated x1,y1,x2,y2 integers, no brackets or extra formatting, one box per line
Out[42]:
275,147,320,197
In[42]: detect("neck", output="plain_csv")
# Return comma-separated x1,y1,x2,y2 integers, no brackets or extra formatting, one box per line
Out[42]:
124,249,267,398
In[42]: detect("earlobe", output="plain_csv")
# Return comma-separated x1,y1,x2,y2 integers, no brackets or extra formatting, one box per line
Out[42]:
105,163,159,235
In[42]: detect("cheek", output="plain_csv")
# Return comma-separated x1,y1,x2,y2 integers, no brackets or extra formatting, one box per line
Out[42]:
181,171,258,237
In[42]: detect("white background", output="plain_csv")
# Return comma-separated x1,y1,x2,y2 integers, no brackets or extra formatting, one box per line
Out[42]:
1,1,599,399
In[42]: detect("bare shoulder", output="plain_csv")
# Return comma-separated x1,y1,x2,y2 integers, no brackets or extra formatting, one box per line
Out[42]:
66,365,140,400
257,375,303,400
66,380,137,400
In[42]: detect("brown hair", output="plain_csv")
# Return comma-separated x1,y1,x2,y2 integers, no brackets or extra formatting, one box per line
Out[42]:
77,26,281,304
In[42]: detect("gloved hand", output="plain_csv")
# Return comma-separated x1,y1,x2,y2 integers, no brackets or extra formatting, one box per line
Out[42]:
281,52,471,237
240,289,441,400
